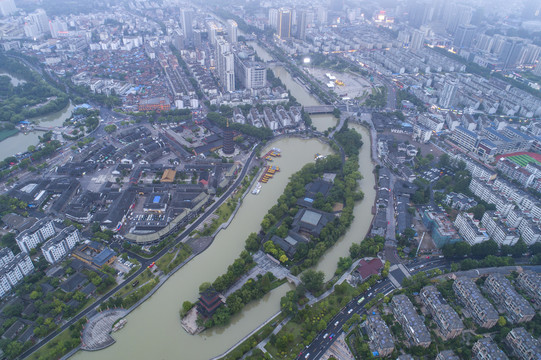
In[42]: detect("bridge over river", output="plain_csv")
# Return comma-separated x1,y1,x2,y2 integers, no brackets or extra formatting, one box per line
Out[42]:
303,105,336,114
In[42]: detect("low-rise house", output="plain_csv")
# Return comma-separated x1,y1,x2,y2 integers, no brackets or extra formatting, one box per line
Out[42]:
420,286,464,340
291,208,333,238
270,232,309,258
436,350,460,360
472,338,509,360
516,271,541,307
505,327,541,360
453,277,498,328
485,274,535,323
391,294,431,347
353,258,383,283
362,314,394,357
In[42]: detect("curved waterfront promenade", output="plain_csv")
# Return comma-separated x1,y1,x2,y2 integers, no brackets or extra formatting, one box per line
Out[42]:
81,310,128,351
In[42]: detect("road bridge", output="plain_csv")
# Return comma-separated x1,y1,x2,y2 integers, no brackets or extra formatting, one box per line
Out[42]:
303,105,336,114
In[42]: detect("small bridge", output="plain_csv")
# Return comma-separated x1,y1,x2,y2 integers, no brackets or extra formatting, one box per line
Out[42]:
303,105,336,114
32,126,55,132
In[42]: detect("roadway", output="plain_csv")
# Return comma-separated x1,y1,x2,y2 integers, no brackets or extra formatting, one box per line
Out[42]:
298,257,449,360
19,147,258,360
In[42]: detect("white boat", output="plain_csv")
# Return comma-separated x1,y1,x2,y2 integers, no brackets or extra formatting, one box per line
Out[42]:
112,318,127,332
271,147,281,152
252,183,262,195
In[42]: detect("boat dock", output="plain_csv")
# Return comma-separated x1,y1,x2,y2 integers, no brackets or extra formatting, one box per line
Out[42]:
259,165,280,183
252,149,282,193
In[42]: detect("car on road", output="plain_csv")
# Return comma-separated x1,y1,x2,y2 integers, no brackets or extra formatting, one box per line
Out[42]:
323,333,328,339
334,321,339,326
368,292,373,297
348,308,353,314
304,353,310,359
329,333,335,339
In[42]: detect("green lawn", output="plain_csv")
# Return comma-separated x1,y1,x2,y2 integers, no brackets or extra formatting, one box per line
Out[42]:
115,269,154,298
156,251,175,270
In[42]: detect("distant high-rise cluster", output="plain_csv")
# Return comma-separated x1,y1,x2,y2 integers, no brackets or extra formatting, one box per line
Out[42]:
0,0,16,17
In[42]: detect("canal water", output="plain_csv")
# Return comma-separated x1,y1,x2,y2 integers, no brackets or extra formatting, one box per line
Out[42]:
73,42,375,360
0,69,74,158
0,102,73,158
74,138,333,360
314,124,376,281
249,42,338,132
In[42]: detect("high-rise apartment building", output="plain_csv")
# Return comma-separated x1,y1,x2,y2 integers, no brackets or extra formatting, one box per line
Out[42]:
278,8,291,39
454,25,477,48
296,10,307,41
49,19,68,38
30,9,49,35
226,19,238,43
445,4,472,35
410,29,425,51
216,37,235,92
268,8,279,29
499,38,524,69
181,9,193,46
439,79,458,108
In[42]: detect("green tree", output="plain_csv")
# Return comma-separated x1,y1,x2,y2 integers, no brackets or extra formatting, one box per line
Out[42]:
244,233,260,252
471,239,498,258
301,269,325,294
438,153,450,168
104,124,117,133
182,301,193,313
199,282,211,293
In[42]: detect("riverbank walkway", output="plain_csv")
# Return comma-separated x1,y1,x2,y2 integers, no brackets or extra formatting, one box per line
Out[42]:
80,309,127,351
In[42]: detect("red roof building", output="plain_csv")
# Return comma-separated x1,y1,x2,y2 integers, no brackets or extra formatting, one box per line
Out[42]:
355,258,383,281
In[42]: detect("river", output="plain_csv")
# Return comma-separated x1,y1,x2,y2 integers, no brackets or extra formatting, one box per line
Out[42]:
74,138,333,360
249,42,338,132
72,42,375,360
0,102,73,158
314,124,376,281
0,70,74,158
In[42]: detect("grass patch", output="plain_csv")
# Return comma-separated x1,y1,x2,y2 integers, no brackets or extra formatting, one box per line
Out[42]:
114,269,155,298
155,251,175,270
157,243,192,274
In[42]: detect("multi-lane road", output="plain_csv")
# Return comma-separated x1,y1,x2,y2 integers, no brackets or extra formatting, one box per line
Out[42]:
298,257,449,360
